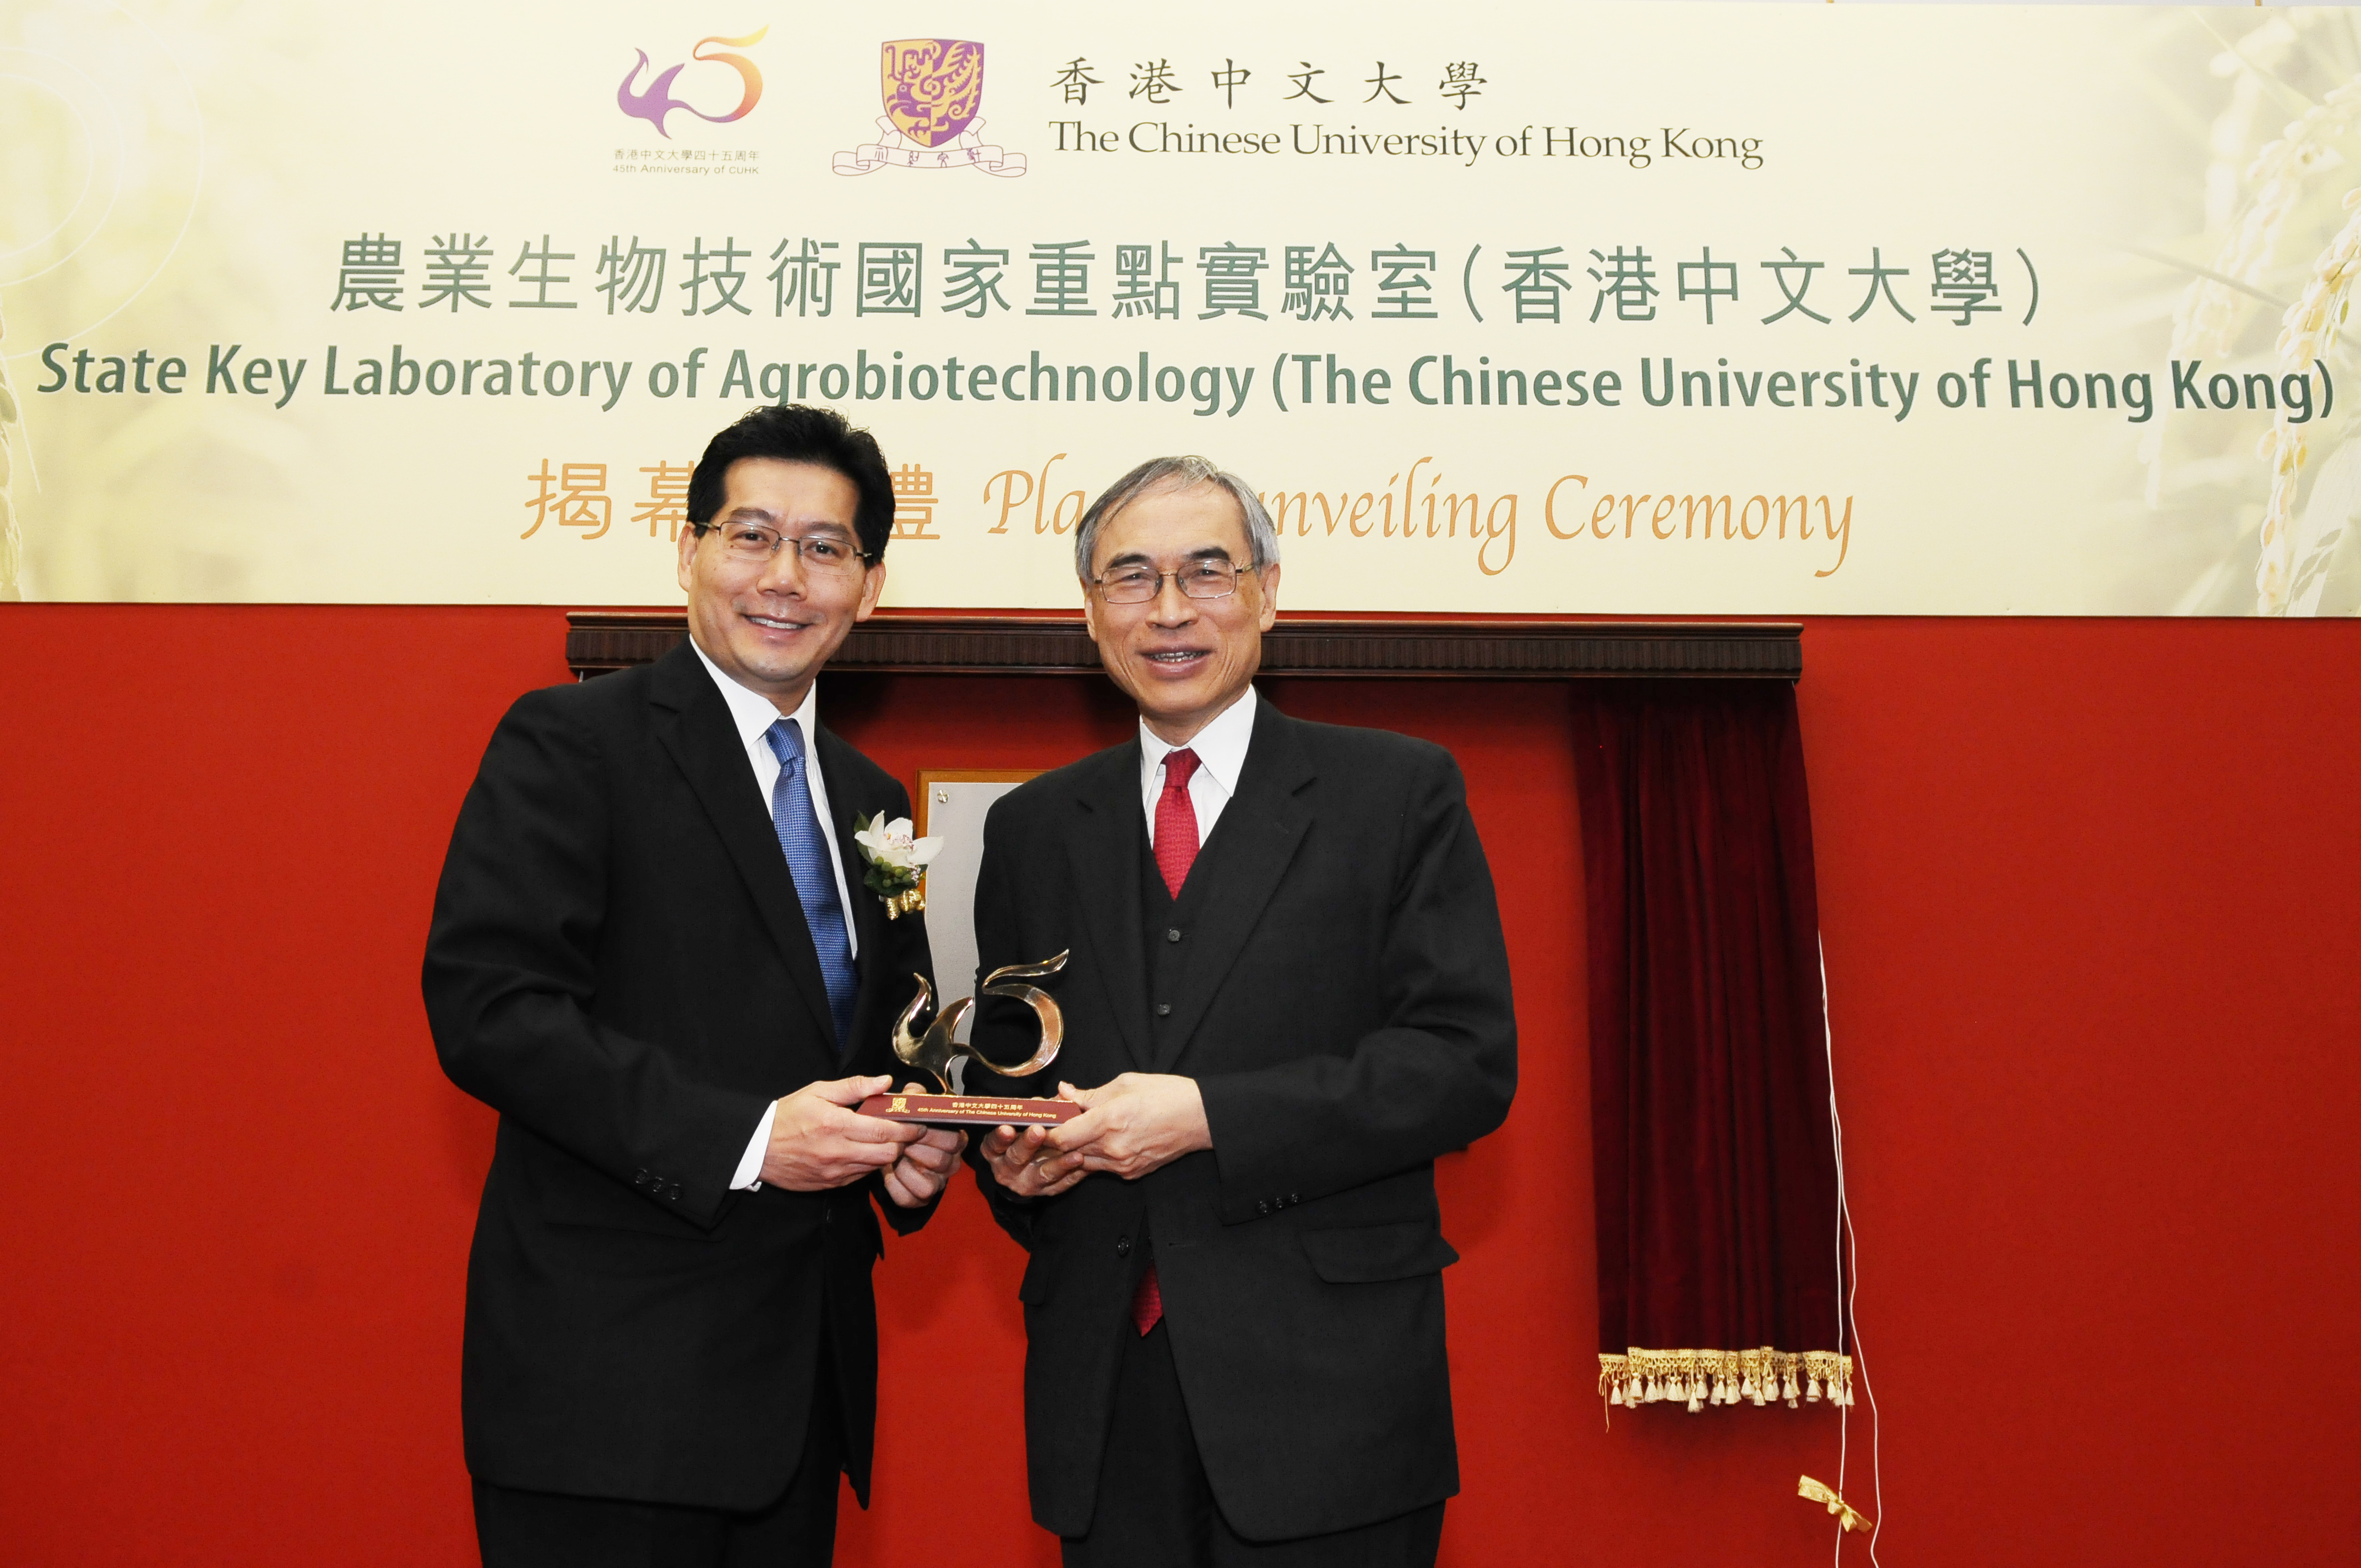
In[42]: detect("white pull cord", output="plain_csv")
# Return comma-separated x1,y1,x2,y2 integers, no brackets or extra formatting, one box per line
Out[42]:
1823,938,1884,1565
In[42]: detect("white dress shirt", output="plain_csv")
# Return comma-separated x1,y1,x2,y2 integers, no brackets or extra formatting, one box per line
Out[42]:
689,640,860,1190
1138,684,1258,844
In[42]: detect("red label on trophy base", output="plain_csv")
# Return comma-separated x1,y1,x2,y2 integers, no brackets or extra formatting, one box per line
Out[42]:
858,1092,1081,1127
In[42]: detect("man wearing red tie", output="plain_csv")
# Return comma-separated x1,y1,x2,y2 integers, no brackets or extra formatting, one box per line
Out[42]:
967,456,1519,1567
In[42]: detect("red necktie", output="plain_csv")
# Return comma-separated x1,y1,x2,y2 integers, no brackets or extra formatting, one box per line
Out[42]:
1153,748,1201,897
1134,748,1201,1333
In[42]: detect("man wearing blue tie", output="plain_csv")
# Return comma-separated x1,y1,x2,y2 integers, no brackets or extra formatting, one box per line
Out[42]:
425,404,961,1567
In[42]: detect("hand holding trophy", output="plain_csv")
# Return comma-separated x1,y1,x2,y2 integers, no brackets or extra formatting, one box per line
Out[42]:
858,951,1081,1127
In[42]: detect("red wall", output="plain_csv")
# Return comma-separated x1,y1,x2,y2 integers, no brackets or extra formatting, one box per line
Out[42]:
1,606,2354,1566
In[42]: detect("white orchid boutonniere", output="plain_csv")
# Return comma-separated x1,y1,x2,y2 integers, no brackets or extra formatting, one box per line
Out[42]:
852,813,945,919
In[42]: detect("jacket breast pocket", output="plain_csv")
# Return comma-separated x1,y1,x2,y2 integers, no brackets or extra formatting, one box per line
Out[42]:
1299,1219,1459,1283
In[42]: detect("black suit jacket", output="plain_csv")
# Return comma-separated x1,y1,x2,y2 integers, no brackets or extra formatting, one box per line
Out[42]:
969,698,1517,1542
423,641,935,1512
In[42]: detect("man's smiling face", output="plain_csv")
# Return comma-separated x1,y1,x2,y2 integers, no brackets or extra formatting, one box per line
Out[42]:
676,456,884,712
1081,480,1279,745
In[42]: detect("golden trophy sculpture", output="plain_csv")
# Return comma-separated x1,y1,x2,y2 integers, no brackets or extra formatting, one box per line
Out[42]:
857,951,1080,1126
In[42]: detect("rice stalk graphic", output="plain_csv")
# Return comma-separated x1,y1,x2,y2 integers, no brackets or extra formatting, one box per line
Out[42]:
0,295,25,602
2237,82,2361,613
2160,14,2361,616
2171,20,2307,365
2256,188,2360,609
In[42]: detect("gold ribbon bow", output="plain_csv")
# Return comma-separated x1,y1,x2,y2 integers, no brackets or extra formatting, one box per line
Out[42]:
1797,1476,1873,1534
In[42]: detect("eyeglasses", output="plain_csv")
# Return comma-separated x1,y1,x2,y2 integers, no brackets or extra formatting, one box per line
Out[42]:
1091,558,1248,604
697,520,873,573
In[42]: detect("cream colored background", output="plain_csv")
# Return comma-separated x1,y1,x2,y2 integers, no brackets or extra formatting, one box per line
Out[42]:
4,3,2355,613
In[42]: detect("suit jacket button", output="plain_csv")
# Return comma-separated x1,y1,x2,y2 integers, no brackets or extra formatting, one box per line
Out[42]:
1288,1193,1301,1204
1258,1200,1270,1215
1115,1235,1133,1257
633,1169,649,1187
1156,1002,1172,1017
1166,928,1182,943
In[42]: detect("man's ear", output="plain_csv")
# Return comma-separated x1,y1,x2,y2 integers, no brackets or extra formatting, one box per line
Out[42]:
676,522,701,591
1256,561,1281,631
854,559,886,622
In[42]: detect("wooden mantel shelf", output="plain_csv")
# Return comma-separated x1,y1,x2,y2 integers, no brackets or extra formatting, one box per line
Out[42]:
565,611,1802,682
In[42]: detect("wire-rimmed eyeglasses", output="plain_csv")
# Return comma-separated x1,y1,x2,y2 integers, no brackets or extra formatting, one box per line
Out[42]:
1091,558,1249,604
694,520,874,573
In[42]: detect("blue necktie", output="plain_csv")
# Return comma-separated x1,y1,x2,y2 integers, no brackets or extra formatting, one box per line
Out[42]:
764,718,856,1050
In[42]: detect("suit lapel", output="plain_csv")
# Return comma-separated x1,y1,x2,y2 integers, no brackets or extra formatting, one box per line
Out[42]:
648,645,839,1047
1155,702,1314,1070
1068,743,1153,1072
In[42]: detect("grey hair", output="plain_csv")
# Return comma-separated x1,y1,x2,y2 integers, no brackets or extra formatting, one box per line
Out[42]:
1072,456,1281,580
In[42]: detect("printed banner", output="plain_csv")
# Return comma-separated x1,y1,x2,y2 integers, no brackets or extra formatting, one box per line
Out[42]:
4,2,2357,613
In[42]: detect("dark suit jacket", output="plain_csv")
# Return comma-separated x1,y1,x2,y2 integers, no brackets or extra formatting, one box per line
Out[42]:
968,697,1516,1543
422,641,936,1512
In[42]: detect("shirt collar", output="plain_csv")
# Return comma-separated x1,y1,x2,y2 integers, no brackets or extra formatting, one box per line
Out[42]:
690,638,819,753
1139,684,1258,794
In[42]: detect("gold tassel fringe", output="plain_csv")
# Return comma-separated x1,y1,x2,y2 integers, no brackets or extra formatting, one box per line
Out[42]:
1598,1348,1853,1412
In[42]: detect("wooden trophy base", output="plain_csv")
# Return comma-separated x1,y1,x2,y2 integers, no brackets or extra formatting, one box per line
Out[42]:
857,1092,1081,1128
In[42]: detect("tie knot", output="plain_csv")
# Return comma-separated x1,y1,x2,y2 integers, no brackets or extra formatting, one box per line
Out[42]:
1162,748,1200,791
763,717,806,769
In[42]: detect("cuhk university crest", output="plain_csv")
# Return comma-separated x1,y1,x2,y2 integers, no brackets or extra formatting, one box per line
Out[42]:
884,40,981,146
833,39,1026,177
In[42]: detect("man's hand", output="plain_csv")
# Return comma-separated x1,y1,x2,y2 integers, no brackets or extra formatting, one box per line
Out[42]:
882,1084,967,1208
760,1074,925,1190
979,1119,1089,1200
1043,1073,1210,1180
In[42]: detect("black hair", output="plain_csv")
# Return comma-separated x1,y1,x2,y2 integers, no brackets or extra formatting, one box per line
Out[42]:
685,404,895,561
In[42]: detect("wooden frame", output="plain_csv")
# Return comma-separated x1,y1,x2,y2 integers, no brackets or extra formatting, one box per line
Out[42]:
915,769,1043,839
566,611,1802,681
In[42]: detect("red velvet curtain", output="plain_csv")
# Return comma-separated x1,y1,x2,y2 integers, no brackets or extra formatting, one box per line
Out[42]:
1571,680,1852,1412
